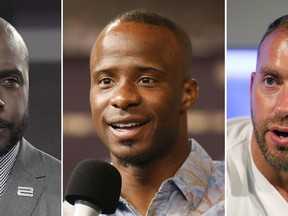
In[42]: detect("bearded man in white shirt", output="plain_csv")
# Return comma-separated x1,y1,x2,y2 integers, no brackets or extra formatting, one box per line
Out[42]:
227,15,288,216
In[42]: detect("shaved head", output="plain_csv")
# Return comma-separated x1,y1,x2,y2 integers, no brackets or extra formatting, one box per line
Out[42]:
0,17,29,156
0,18,29,72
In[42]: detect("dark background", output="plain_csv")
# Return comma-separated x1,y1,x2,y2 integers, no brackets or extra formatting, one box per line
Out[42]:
63,0,225,192
0,0,61,160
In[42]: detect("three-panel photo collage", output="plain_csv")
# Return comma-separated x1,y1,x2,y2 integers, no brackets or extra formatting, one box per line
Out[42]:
0,0,287,215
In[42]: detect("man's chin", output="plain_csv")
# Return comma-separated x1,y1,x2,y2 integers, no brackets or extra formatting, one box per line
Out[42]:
0,129,25,157
251,111,288,172
0,112,28,157
0,139,19,157
108,144,150,167
262,142,288,172
111,150,145,167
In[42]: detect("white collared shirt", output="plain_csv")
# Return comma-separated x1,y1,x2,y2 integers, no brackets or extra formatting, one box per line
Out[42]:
227,117,288,216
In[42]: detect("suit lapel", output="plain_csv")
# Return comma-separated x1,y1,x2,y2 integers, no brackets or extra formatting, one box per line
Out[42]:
0,139,45,216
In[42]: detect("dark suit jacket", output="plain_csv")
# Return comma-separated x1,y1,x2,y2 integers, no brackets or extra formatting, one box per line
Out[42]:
0,138,61,216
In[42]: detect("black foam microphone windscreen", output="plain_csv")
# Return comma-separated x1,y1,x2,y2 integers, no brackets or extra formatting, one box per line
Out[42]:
65,159,122,214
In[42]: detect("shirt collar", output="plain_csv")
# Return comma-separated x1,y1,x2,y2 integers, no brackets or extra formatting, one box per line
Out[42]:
0,141,20,196
167,139,213,209
0,141,20,168
116,139,213,211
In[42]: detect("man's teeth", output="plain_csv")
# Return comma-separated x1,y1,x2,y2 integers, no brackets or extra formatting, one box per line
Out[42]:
275,130,288,138
112,122,143,129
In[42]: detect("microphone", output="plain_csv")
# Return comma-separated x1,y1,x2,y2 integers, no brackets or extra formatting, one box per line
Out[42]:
65,159,122,216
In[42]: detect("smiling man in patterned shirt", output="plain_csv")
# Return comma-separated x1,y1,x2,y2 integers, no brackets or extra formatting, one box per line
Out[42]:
66,9,224,216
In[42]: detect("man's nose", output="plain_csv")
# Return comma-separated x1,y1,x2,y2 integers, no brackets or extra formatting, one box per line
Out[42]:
110,81,141,110
0,90,4,109
274,85,288,116
0,99,4,108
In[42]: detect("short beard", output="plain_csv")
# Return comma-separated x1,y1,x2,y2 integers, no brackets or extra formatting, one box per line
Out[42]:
110,139,171,168
117,154,145,168
116,150,148,168
0,111,29,157
251,110,288,172
112,141,148,168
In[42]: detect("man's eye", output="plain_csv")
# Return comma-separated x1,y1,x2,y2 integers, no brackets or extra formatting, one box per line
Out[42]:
1,78,20,88
264,77,277,86
100,79,111,85
139,77,154,84
100,78,112,85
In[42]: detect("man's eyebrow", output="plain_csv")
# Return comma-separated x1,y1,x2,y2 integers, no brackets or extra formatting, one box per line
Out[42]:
136,66,166,75
259,68,281,78
92,68,116,77
0,69,24,80
92,66,166,76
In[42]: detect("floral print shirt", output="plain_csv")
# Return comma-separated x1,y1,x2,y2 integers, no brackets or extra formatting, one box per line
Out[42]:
102,139,224,216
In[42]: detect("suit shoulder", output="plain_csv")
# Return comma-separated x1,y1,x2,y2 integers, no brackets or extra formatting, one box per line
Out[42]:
23,139,60,164
38,149,60,170
21,139,61,177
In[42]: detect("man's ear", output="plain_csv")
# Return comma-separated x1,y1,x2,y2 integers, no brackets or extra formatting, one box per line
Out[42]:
181,79,198,111
250,72,256,96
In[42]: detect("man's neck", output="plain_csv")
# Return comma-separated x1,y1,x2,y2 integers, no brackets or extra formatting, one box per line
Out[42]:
111,141,191,215
251,135,288,202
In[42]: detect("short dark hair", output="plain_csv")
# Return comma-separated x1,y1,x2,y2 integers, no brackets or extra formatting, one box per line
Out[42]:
111,9,185,36
108,9,192,79
258,15,288,52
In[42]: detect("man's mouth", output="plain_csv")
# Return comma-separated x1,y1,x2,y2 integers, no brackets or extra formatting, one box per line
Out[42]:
0,122,8,130
274,130,288,139
107,118,150,140
0,118,13,129
0,124,8,134
110,122,147,130
266,125,288,147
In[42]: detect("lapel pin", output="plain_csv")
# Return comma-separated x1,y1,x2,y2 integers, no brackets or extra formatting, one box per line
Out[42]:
17,186,34,197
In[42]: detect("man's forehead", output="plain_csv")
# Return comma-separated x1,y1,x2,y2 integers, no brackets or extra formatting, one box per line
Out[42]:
92,22,179,59
259,28,288,49
0,26,28,70
257,29,288,59
256,29,288,75
0,28,25,50
96,21,177,54
105,21,173,36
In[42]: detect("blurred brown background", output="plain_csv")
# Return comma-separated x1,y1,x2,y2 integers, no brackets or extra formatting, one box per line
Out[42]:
0,0,61,160
64,0,225,191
